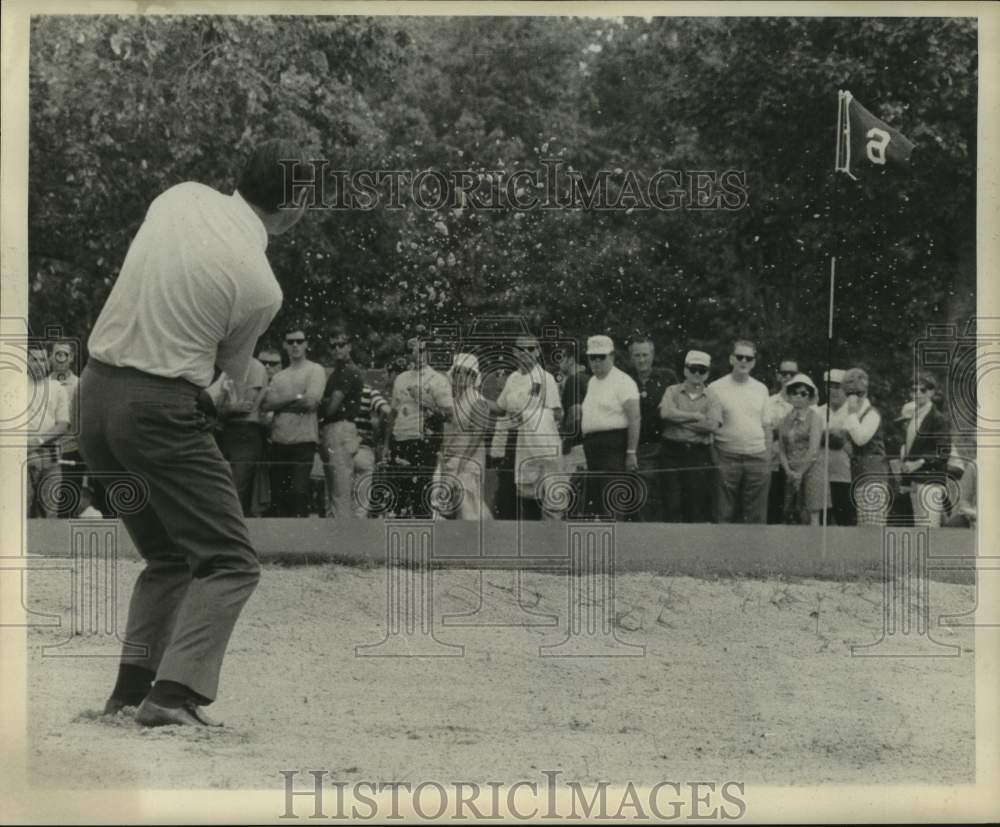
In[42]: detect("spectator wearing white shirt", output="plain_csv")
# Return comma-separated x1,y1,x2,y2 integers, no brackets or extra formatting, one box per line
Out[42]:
260,328,328,517
496,334,563,520
580,335,640,518
436,353,494,521
708,339,771,523
26,345,70,518
49,339,92,515
841,367,889,525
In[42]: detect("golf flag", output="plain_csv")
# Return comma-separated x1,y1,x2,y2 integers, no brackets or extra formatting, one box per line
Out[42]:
835,90,916,179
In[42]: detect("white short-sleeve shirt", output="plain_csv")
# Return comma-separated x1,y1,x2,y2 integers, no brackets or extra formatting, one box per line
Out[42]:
708,373,769,455
581,366,639,434
88,183,282,388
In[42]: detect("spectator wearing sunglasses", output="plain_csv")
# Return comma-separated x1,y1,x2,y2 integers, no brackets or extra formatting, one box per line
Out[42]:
901,372,952,527
841,367,889,525
250,346,283,516
319,331,365,519
260,328,327,517
765,358,800,524
258,347,284,381
708,340,772,523
496,334,563,520
777,374,825,525
579,335,640,519
658,350,720,522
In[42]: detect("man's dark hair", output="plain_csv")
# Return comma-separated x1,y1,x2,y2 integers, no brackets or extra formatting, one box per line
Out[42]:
628,334,655,350
237,139,311,213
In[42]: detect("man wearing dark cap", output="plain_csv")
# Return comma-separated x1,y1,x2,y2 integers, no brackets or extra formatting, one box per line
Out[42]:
81,139,310,727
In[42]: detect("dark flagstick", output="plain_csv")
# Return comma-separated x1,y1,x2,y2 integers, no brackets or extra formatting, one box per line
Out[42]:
823,91,847,543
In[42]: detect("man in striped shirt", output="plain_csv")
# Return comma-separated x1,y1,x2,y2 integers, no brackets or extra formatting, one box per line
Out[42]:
353,382,391,516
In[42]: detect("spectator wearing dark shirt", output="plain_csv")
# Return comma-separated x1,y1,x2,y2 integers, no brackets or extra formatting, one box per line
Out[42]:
659,350,720,522
319,331,365,519
627,336,677,522
901,372,952,527
558,344,589,518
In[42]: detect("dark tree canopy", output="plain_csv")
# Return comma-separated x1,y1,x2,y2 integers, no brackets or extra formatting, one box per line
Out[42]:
29,15,976,409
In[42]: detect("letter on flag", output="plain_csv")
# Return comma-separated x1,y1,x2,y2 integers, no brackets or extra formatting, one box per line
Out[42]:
835,90,916,179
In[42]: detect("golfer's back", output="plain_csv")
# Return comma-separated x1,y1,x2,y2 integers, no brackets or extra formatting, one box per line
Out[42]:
88,181,281,388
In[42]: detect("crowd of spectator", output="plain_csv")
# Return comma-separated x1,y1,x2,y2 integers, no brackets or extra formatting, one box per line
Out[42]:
24,329,976,529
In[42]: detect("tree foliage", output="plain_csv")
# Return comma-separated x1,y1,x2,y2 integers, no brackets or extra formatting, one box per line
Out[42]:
29,14,976,406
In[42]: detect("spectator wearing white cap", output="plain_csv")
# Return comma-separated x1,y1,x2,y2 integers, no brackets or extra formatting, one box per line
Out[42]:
707,339,771,523
435,353,493,521
496,333,563,520
658,349,720,522
816,368,856,526
776,374,826,524
580,335,641,518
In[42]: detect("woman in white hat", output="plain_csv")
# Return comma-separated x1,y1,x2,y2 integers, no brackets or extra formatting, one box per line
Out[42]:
777,373,826,525
434,353,493,521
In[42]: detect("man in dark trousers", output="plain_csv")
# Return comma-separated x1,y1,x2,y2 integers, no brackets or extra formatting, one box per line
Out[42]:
626,335,676,521
80,140,309,727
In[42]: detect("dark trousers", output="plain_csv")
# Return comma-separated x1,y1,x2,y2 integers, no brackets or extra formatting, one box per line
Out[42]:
767,468,786,525
392,438,439,518
635,442,664,522
218,421,267,517
78,360,260,703
714,447,771,524
827,481,857,526
491,461,518,520
57,449,108,517
269,441,316,517
582,429,629,519
661,439,714,523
